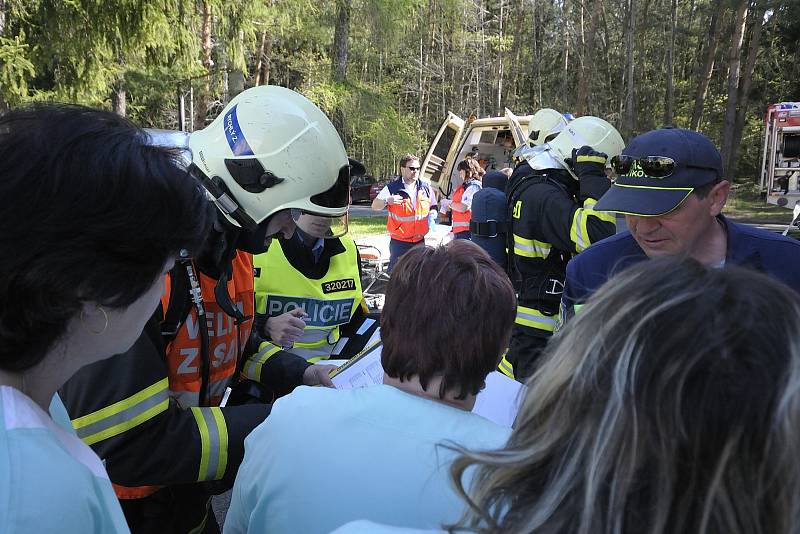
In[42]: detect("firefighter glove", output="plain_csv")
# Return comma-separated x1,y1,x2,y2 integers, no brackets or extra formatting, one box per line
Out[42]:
570,146,608,180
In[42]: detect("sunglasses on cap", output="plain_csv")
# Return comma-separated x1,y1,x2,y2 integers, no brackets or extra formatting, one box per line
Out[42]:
612,155,722,180
611,155,677,178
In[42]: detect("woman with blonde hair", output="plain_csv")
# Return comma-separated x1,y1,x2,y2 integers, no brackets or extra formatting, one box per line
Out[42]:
447,258,800,534
334,258,800,534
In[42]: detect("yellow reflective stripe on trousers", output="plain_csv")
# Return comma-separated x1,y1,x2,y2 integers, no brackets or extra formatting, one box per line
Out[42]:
512,234,551,258
242,343,282,382
498,353,514,379
515,305,558,332
570,198,616,252
72,378,170,445
191,407,228,482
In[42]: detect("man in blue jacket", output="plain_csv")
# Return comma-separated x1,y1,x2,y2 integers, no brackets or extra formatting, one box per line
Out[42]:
561,127,800,322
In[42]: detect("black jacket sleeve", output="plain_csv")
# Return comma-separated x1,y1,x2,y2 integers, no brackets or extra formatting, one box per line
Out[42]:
517,179,615,254
59,312,270,489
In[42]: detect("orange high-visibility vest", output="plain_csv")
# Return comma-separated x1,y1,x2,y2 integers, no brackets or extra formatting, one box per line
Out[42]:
161,251,255,409
386,179,432,243
452,181,478,233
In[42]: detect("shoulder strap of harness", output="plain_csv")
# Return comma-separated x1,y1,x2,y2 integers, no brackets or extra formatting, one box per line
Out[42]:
160,260,193,344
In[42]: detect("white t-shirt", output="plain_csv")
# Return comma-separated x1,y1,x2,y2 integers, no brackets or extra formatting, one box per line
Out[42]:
459,180,482,210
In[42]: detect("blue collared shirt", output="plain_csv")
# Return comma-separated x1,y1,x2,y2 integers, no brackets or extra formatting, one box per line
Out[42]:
562,214,800,314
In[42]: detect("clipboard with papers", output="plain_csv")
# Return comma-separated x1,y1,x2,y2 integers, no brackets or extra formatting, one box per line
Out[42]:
324,328,527,428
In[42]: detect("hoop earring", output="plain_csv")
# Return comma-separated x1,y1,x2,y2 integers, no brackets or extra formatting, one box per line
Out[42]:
82,306,109,335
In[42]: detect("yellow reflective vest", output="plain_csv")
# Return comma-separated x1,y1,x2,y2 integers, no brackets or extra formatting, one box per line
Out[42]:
253,236,363,362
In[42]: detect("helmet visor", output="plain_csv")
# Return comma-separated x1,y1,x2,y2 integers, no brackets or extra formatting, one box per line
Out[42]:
291,208,349,239
309,165,351,211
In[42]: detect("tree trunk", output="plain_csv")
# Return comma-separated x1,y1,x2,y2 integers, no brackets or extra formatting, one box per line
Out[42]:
728,3,769,181
720,0,749,180
622,0,636,136
332,0,350,83
254,30,267,86
507,0,525,110
195,1,213,130
0,0,8,113
575,0,600,115
111,83,126,117
497,0,504,114
664,0,677,125
261,30,273,86
331,0,350,137
561,0,570,107
689,0,723,130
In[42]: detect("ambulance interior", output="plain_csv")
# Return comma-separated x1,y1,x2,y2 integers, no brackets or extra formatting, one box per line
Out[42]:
444,128,518,194
448,126,516,193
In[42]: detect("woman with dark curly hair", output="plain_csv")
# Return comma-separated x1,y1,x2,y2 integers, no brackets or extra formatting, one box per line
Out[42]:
0,104,210,533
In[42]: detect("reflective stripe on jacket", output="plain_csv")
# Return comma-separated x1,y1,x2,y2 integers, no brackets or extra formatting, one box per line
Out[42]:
386,178,432,242
506,164,615,338
253,237,363,362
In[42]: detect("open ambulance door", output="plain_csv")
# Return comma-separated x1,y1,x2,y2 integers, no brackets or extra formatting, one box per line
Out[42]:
420,112,465,199
504,108,529,148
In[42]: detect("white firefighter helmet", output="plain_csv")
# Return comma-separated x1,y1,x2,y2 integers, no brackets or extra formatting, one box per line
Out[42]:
188,85,351,231
547,116,625,179
527,108,569,146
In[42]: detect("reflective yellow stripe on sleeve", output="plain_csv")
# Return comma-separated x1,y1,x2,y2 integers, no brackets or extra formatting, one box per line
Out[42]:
576,155,607,164
498,352,515,379
71,378,170,445
242,342,282,382
515,304,558,332
570,198,616,252
191,407,229,482
512,234,551,258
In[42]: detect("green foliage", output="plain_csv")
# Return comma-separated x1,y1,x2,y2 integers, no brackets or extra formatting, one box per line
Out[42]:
1,0,797,183
0,34,35,104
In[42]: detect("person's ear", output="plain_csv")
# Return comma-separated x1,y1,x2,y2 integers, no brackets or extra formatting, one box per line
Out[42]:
708,180,730,216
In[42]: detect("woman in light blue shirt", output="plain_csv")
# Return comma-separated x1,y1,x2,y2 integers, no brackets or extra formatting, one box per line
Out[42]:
225,240,517,534
0,104,210,533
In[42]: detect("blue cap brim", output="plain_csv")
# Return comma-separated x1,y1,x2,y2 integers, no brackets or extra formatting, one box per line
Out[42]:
594,183,693,216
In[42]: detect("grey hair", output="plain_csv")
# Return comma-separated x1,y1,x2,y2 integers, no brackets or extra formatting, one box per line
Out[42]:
447,258,800,534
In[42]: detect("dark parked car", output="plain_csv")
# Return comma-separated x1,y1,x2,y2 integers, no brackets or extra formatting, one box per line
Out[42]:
350,175,385,203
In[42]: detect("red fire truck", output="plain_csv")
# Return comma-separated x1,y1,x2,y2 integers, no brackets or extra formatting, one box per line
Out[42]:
760,102,800,207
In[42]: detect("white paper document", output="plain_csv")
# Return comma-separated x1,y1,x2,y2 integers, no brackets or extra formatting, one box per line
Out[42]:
329,337,527,427
330,344,383,389
471,371,526,428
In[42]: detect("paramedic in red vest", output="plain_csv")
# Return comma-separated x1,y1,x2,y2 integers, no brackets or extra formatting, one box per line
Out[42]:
371,154,438,271
60,86,355,534
440,158,484,240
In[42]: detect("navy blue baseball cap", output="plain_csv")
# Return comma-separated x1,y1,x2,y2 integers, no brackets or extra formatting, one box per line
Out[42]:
594,128,723,216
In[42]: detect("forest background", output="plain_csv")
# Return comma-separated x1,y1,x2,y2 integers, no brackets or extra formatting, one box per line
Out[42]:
1,0,798,183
